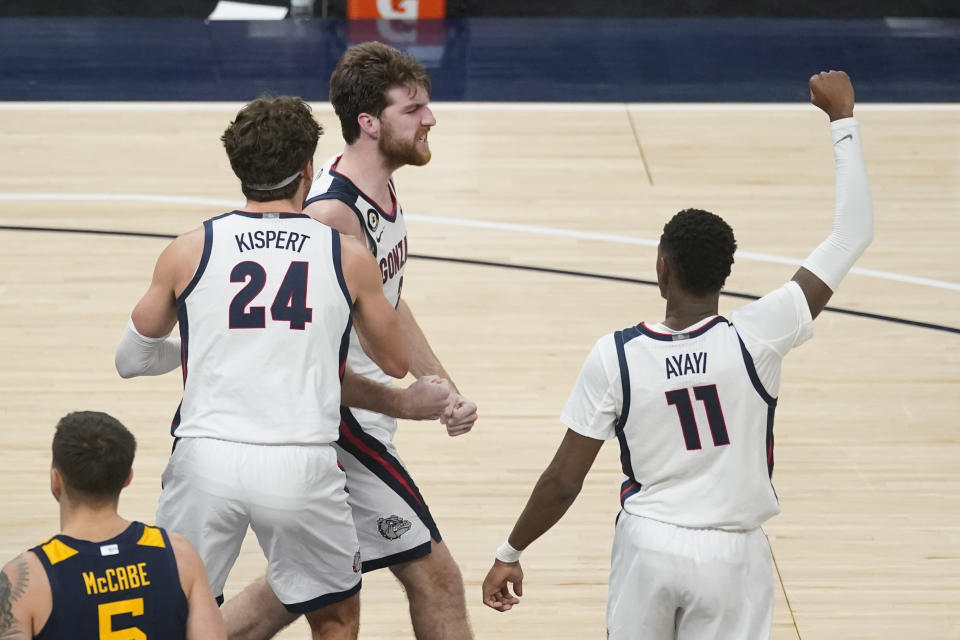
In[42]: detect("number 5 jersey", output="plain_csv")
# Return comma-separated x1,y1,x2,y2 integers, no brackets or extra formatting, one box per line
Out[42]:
31,522,187,640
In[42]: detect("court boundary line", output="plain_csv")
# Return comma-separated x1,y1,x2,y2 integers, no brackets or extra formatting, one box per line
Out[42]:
1,192,956,292
1,223,957,335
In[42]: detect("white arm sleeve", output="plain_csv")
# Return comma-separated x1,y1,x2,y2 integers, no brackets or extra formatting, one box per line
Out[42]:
800,117,874,291
115,317,182,378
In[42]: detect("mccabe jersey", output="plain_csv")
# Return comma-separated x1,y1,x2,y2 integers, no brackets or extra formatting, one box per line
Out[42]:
562,281,814,530
172,211,352,445
32,522,187,640
305,156,409,430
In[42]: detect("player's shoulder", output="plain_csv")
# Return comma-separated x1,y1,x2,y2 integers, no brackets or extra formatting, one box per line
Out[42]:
2,549,47,602
305,199,364,239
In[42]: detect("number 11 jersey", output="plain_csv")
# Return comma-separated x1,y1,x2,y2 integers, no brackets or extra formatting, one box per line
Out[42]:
561,281,814,530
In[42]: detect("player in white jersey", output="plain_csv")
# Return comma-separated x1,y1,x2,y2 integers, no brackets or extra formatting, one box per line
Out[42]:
482,71,874,639
114,95,410,640
222,42,477,640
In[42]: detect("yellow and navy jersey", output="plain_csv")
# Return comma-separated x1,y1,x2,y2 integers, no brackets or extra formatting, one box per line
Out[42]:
31,521,187,640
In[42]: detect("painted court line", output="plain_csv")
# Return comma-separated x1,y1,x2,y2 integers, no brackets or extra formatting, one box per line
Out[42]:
1,191,957,292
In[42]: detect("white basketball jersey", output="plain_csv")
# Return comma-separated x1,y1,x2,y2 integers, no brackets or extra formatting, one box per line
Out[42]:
172,211,352,445
562,282,814,530
305,155,409,437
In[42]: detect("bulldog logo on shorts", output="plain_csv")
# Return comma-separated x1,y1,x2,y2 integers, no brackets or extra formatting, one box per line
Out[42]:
353,551,361,573
377,515,412,540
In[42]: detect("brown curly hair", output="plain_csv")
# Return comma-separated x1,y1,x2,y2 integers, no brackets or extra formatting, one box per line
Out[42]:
330,42,431,144
221,95,322,202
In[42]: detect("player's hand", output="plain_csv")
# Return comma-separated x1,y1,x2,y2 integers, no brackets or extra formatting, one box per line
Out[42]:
809,70,855,122
441,394,477,437
400,375,456,420
482,559,523,612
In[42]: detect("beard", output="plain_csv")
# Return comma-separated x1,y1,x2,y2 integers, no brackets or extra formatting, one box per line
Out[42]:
379,121,431,167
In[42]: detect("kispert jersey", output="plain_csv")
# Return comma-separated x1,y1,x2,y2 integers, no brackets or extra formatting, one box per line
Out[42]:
31,522,187,640
172,211,352,445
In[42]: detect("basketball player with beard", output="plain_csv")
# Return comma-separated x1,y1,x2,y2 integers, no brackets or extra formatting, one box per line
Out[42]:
223,43,477,640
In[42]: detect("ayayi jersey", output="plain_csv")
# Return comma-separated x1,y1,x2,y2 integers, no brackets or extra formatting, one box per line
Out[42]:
32,522,187,640
562,281,814,530
306,155,409,437
172,211,352,445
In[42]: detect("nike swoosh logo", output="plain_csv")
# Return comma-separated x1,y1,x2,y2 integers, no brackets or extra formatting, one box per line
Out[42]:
376,230,384,243
835,134,853,145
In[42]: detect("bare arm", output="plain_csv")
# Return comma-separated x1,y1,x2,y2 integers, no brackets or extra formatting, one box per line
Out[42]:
792,70,873,319
170,533,227,640
397,299,452,382
0,553,47,639
481,429,605,611
341,369,455,420
341,235,409,379
397,299,478,435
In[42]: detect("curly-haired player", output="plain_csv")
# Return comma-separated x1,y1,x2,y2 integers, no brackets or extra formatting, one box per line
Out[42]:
483,70,873,640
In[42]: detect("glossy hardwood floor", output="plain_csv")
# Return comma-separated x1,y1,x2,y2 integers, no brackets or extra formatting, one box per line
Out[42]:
0,101,957,639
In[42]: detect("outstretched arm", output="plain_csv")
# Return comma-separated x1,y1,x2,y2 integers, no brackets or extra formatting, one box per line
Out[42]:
481,429,605,611
793,70,874,319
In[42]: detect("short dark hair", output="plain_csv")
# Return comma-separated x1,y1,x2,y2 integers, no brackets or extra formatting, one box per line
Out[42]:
660,208,737,295
221,95,322,202
52,412,136,500
330,41,431,144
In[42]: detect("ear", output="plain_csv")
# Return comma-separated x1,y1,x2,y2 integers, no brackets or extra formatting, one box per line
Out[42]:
50,467,63,502
122,469,133,489
357,112,380,138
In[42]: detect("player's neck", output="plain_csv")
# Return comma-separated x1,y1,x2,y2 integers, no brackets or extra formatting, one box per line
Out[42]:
59,501,130,542
337,144,396,209
662,293,720,331
242,197,302,214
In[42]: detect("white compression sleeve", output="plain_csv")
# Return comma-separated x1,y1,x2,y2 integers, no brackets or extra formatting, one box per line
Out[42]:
800,117,874,291
115,317,182,378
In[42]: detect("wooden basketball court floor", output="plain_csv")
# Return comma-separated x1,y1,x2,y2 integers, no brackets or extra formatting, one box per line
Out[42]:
0,101,957,639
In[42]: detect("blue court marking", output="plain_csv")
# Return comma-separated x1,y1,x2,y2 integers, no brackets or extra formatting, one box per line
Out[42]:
0,17,958,101
1,223,957,335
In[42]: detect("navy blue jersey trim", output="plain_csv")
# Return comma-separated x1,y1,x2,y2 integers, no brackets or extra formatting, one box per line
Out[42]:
613,331,641,494
283,578,361,614
175,218,214,305
361,540,432,574
637,316,729,341
766,405,777,479
331,231,353,310
337,409,441,542
736,333,778,407
328,165,399,223
338,316,353,382
305,190,378,256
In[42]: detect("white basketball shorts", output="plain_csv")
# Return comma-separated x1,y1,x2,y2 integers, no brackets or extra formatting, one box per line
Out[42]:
607,513,773,640
156,437,361,612
334,407,439,572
